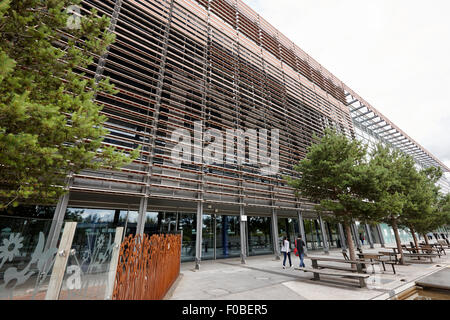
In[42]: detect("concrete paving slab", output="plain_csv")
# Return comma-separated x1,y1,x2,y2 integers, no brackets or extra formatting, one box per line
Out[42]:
171,245,450,300
416,268,450,290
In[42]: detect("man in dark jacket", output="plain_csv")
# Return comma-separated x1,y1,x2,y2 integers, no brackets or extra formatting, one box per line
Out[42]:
295,235,306,268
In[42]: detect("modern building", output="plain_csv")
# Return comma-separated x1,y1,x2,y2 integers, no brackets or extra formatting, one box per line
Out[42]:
3,0,449,266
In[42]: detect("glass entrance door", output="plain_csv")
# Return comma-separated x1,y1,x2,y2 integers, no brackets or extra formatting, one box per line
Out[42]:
277,217,299,248
326,222,340,248
202,214,214,260
247,216,273,256
215,215,240,259
201,214,241,260
303,219,324,251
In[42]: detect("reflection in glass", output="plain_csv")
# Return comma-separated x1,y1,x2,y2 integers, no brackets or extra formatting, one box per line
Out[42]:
216,215,240,259
326,222,340,248
247,216,273,256
0,214,55,300
278,217,299,246
178,213,196,262
303,219,324,251
202,214,214,260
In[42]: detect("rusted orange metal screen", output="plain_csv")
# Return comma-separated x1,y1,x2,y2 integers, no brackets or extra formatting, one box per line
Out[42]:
112,233,181,300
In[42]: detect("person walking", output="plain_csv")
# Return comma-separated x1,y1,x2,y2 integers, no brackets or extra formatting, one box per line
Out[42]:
281,236,292,269
295,235,306,268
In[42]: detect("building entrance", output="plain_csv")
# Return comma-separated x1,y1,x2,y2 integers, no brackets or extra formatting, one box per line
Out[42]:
277,217,299,249
247,216,273,256
201,214,241,260
303,218,324,251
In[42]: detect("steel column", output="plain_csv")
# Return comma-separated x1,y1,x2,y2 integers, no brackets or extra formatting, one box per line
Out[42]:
297,211,307,254
365,224,374,248
338,223,347,251
239,206,247,264
271,209,280,260
318,215,329,254
136,197,148,236
377,224,386,248
352,223,362,249
195,202,203,270
45,177,73,251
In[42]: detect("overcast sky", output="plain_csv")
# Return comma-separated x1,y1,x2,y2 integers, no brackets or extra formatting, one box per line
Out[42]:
244,0,450,176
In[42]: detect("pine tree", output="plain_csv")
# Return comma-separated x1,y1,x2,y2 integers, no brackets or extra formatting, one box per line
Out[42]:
286,128,373,263
0,0,138,208
366,145,419,264
401,166,442,248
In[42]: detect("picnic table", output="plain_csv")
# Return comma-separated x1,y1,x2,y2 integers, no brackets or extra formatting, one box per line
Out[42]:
379,250,400,264
358,253,397,274
385,246,400,254
296,256,379,288
437,240,450,249
423,243,446,255
403,252,437,262
405,244,442,258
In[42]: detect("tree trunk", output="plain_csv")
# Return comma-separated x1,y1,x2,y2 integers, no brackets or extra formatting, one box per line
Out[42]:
343,222,356,268
410,226,419,251
423,233,430,245
392,219,404,265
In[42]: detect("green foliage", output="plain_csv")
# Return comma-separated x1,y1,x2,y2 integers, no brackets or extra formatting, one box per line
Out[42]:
365,144,416,225
0,0,138,208
366,144,446,232
401,165,443,235
286,127,372,225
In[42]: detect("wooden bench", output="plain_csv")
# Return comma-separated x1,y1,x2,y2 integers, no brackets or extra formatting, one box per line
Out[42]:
403,252,437,262
379,251,400,264
437,240,450,250
309,256,380,272
376,259,397,274
298,256,380,288
418,245,442,258
295,267,370,288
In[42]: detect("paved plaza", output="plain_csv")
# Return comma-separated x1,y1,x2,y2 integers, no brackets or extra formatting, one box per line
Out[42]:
169,245,450,300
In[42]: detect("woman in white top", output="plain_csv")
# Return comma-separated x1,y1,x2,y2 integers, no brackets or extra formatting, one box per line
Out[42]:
281,236,292,269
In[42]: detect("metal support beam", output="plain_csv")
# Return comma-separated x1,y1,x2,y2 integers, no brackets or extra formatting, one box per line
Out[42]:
346,99,358,106
353,110,372,119
352,223,362,249
377,224,385,248
195,202,203,270
318,215,329,254
366,119,385,128
359,115,379,125
271,209,280,260
350,104,366,113
374,127,394,136
239,206,247,264
136,197,148,236
297,211,307,254
365,224,374,249
46,177,73,251
338,223,347,251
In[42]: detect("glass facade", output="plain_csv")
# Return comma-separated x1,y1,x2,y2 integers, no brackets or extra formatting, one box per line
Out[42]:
277,217,299,245
200,214,242,261
303,219,324,251
216,215,241,259
379,223,414,245
325,222,341,248
247,216,273,256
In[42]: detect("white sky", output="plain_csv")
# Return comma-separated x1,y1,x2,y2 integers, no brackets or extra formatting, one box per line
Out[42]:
244,0,450,177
